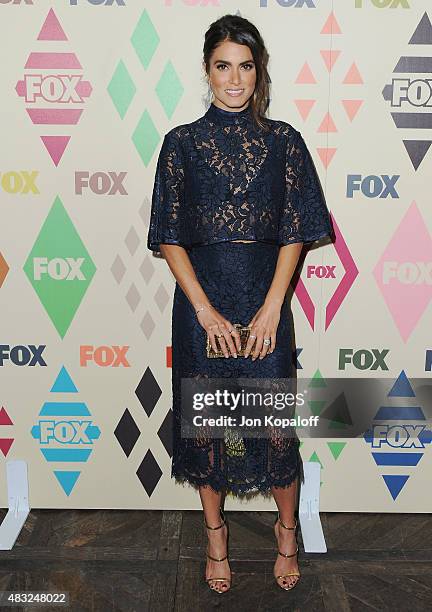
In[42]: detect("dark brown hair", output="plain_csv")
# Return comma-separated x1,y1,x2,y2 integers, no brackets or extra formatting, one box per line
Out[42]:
203,14,271,132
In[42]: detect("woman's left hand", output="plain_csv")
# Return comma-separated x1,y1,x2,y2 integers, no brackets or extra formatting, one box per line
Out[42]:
244,300,282,360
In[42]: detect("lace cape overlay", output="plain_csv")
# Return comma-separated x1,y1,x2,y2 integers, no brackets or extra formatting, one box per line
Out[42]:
147,103,332,252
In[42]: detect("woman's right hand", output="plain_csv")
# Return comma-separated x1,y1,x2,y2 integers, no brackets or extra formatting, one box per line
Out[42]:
196,305,241,358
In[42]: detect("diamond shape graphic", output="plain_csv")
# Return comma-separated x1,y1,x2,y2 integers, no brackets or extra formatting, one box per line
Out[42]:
131,9,160,70
108,59,136,119
136,449,163,497
135,367,162,417
114,408,141,458
23,196,96,338
0,252,9,288
132,110,160,167
294,213,357,331
373,202,432,343
108,13,181,168
155,60,184,119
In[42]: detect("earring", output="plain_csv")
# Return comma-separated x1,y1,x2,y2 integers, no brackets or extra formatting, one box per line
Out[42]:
203,78,213,108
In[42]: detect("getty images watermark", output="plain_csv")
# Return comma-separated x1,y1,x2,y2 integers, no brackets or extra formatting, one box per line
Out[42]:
191,387,319,430
180,377,432,440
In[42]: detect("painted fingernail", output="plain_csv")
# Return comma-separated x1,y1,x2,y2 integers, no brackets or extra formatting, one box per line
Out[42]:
233,353,237,358
244,353,249,358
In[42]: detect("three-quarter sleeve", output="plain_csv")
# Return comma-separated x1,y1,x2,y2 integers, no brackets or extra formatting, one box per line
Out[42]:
278,130,333,246
147,130,188,252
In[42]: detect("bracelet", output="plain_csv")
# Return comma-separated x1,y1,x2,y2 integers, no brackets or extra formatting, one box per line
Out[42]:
195,306,206,315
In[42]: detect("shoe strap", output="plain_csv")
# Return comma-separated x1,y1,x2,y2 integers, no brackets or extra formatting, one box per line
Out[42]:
204,507,226,530
207,552,228,562
278,513,297,531
278,544,299,558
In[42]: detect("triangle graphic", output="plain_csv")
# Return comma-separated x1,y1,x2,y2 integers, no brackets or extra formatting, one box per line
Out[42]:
308,451,323,470
41,136,70,166
324,395,353,429
317,147,337,168
408,12,432,45
54,470,81,496
0,406,13,425
308,453,323,486
327,442,346,461
320,50,341,73
51,366,78,393
343,62,363,85
0,439,14,457
403,140,432,171
309,369,327,387
308,400,326,416
321,11,342,35
38,9,68,41
388,370,415,398
318,112,337,133
295,62,317,84
294,99,316,121
342,99,363,122
382,474,409,500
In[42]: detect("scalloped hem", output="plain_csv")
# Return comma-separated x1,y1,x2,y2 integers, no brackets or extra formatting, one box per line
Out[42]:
171,463,303,499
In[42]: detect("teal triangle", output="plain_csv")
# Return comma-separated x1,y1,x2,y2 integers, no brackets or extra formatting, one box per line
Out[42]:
388,370,415,398
382,474,409,500
50,366,78,393
54,470,81,496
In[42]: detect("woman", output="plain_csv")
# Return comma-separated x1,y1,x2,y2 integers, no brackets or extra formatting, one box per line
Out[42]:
147,14,332,594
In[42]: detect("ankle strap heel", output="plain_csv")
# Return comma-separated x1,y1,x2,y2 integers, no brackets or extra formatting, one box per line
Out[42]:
276,512,297,532
273,511,301,590
203,507,231,593
204,507,226,531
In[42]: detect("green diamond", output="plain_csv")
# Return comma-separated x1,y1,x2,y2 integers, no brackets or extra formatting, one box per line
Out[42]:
108,60,136,119
155,60,184,119
132,110,160,166
23,196,96,339
131,9,159,70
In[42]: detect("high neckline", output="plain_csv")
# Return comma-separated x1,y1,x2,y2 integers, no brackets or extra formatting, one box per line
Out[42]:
205,102,253,126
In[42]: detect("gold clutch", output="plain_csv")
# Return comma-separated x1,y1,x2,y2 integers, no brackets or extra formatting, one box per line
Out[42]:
206,323,252,358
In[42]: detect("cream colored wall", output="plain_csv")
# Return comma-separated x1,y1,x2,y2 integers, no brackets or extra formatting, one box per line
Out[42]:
0,0,430,510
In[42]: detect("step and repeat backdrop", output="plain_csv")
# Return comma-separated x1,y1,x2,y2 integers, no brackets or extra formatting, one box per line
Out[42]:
0,0,430,511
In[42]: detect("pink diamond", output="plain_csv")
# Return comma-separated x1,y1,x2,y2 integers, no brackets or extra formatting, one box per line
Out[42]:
373,201,432,342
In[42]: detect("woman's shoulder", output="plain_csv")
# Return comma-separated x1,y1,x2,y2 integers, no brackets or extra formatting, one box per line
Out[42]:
163,123,191,142
265,117,301,141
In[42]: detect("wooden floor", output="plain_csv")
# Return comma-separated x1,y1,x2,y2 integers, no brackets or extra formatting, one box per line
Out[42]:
0,509,430,611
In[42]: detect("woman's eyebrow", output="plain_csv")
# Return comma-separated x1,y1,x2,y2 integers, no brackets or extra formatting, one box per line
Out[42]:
213,59,255,65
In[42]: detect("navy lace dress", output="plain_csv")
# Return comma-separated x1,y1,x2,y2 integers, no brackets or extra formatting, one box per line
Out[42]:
147,102,333,497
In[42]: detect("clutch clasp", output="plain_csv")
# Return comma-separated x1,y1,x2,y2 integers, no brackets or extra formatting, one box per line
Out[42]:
206,323,251,358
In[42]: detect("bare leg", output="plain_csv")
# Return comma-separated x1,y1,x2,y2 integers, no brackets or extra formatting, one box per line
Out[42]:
199,485,231,592
271,476,300,589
